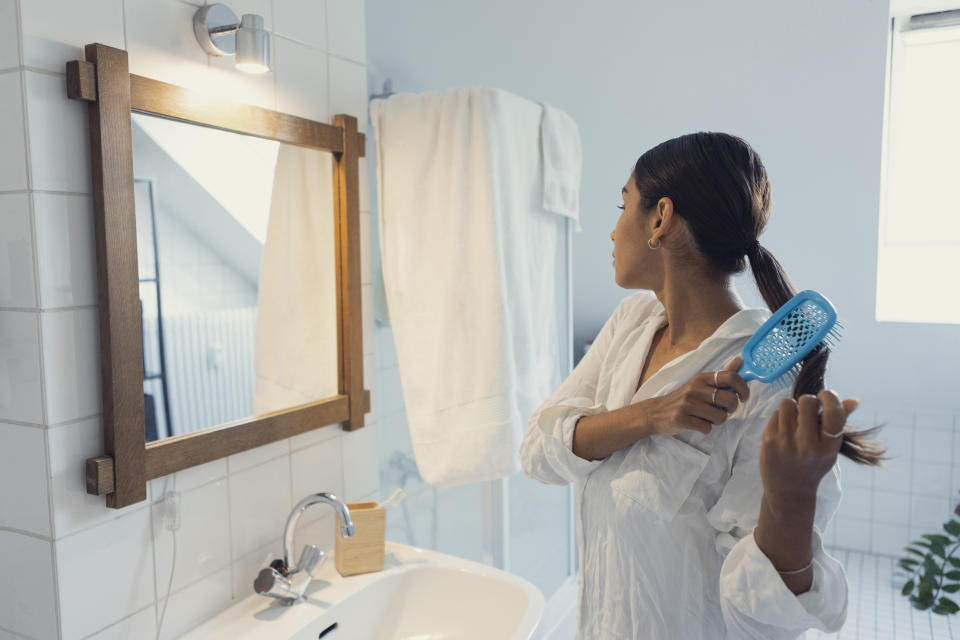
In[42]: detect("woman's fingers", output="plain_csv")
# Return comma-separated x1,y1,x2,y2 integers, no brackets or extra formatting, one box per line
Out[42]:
700,387,740,413
795,394,821,448
715,370,750,404
818,390,847,444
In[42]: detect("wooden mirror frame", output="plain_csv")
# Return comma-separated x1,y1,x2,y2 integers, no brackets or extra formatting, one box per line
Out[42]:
66,43,370,508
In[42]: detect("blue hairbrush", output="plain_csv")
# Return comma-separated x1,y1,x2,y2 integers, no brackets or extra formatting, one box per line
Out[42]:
731,290,841,392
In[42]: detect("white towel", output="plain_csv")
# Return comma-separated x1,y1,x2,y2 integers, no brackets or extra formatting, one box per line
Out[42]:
371,87,580,487
540,103,583,230
253,145,339,415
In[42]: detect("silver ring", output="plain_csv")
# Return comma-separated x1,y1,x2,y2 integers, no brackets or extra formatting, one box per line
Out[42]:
714,371,719,387
712,388,718,405
822,429,845,439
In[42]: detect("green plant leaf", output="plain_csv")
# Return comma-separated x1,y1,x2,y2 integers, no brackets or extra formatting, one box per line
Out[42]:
931,542,947,558
923,534,952,546
937,597,960,614
913,540,932,549
933,604,951,615
942,583,960,593
899,558,920,571
902,580,915,596
946,570,960,581
906,547,928,558
949,557,960,568
944,520,960,536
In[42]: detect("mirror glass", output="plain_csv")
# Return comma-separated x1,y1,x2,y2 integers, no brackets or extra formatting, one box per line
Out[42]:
132,113,339,443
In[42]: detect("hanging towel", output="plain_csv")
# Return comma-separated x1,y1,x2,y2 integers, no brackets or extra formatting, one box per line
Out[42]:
253,144,339,415
371,87,581,487
540,103,583,230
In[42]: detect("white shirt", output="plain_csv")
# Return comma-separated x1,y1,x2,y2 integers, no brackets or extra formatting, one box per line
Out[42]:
520,291,848,640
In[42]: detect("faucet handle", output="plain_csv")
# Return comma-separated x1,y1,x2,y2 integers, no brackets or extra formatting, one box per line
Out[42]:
296,544,324,575
254,566,302,604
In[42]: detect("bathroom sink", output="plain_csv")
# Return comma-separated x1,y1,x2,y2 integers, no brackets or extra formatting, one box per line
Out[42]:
181,542,545,639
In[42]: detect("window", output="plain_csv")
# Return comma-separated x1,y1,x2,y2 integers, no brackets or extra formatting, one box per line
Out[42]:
878,11,960,323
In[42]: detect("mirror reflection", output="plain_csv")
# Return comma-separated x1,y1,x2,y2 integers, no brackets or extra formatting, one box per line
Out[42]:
132,113,339,443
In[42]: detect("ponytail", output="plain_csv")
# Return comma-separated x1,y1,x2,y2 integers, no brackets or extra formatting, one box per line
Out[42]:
749,245,887,467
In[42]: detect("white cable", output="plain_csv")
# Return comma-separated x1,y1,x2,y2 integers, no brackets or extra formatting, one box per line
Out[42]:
156,482,179,640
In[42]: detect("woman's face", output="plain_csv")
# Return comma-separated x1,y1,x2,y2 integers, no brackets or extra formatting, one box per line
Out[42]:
611,174,661,289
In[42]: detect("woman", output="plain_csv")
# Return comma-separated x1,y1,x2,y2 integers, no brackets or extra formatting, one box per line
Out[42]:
520,132,884,639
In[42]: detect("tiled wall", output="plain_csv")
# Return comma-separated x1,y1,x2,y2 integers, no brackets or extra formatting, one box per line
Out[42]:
0,1,378,638
827,407,960,559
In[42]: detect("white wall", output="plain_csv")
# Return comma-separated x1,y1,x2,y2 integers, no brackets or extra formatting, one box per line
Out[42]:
365,0,960,414
0,1,377,638
365,0,960,560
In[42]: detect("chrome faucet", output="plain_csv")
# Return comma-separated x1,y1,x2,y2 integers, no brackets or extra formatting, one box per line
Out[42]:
254,492,355,605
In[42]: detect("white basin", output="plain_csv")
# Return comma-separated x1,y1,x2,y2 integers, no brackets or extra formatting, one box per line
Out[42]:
181,542,545,639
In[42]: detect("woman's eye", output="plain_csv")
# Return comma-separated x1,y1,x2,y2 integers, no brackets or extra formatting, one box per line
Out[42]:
617,205,625,211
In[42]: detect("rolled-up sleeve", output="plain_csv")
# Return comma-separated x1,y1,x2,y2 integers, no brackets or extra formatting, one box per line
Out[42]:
707,392,848,639
520,298,630,486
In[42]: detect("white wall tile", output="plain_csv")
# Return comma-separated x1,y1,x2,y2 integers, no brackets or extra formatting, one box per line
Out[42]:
0,311,43,424
873,453,912,494
0,531,58,639
362,282,374,356
376,326,397,369
914,409,954,431
326,0,366,64
328,55,367,132
84,605,156,640
275,36,328,122
0,193,37,308
0,423,50,536
20,0,124,73
290,438,343,526
359,156,370,211
33,193,97,308
912,461,952,497
231,537,280,600
913,426,953,465
832,516,870,551
0,1,19,70
837,486,872,521
871,522,910,557
24,71,91,193
224,0,272,31
289,423,342,452
56,508,155,640
207,42,277,111
47,416,151,537
226,439,289,474
360,211,371,284
838,455,872,490
156,567,232,640
40,308,101,424
364,352,375,392
150,458,227,500
124,0,209,91
273,0,327,50
0,72,28,191
291,511,335,559
871,490,910,525
229,456,291,558
911,495,950,531
152,480,230,594
342,423,379,501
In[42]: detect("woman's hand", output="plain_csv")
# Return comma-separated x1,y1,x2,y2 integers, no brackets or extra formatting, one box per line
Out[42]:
644,356,750,436
759,390,859,503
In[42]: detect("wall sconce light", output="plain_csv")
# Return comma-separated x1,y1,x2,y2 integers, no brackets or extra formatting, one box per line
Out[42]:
193,3,271,73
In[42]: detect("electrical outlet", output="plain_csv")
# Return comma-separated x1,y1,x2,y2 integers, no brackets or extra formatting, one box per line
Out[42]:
164,490,182,531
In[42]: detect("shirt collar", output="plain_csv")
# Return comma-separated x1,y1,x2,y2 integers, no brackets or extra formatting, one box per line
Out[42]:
648,301,770,343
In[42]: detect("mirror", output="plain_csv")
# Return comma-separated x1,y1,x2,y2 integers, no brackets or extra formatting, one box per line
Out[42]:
131,113,340,442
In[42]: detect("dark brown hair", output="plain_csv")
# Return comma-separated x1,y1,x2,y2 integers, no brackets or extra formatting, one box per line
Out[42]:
633,131,886,466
